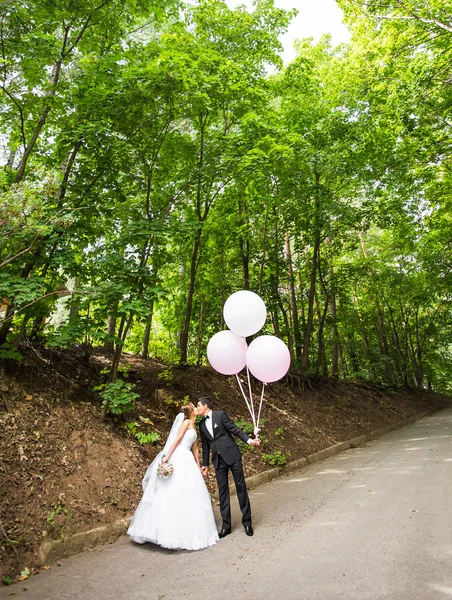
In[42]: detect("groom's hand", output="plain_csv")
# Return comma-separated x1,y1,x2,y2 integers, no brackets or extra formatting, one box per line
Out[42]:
201,466,208,479
249,438,261,447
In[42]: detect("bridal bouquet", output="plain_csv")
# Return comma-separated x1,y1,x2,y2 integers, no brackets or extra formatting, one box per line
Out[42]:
157,458,173,480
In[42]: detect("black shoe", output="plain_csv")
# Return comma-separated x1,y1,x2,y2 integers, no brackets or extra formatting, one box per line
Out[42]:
218,528,231,538
244,525,254,537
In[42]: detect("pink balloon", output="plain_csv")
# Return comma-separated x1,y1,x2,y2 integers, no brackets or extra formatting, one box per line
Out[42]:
207,330,247,375
246,335,291,383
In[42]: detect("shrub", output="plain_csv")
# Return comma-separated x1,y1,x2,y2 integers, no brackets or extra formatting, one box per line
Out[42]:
262,450,287,466
235,419,254,435
94,379,139,416
126,422,161,445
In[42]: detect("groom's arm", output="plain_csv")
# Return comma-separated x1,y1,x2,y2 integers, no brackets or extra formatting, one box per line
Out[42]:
200,424,210,467
221,411,253,445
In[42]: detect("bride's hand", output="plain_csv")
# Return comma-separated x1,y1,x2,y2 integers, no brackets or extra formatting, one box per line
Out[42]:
162,455,169,464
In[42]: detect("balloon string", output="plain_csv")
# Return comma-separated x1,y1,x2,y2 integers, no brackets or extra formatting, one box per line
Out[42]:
255,382,266,435
246,366,256,425
235,374,256,430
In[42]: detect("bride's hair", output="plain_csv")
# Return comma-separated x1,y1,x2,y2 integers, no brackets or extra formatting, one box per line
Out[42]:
181,403,194,419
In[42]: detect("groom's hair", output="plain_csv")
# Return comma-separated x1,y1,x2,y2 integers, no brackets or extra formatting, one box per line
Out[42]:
198,396,213,410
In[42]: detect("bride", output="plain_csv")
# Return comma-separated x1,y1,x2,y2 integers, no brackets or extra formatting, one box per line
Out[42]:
127,402,219,550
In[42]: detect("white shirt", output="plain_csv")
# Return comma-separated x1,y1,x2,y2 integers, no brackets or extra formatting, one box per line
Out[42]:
205,412,214,437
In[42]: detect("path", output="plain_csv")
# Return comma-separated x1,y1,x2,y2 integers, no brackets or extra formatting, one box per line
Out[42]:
2,409,452,600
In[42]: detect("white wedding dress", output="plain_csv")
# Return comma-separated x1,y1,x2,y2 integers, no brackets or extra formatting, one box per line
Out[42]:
128,419,219,551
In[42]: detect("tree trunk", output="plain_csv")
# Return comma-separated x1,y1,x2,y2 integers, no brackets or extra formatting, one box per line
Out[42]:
339,296,360,375
296,252,306,328
413,308,424,388
141,302,155,360
220,288,225,329
179,229,202,363
68,278,80,324
258,198,270,297
104,302,118,354
15,56,64,183
330,291,340,377
0,305,14,345
339,344,347,378
314,290,328,376
386,302,407,386
57,141,82,203
353,288,370,354
408,330,423,389
271,310,280,336
196,294,205,364
377,304,395,385
301,234,320,371
179,112,208,364
285,231,302,362
238,196,250,290
359,232,395,385
102,314,133,418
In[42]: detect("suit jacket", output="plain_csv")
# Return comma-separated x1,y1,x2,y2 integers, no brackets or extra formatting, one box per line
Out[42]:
199,410,250,469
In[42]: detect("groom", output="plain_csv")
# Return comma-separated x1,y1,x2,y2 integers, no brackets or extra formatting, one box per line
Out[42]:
197,396,260,538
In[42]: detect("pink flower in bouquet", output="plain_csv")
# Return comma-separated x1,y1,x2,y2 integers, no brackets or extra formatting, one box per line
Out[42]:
157,459,174,479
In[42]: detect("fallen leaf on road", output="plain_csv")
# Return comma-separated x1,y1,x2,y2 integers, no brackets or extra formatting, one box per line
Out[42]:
18,567,30,581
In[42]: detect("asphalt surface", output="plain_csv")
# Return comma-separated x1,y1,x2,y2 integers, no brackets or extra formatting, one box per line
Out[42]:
2,408,452,600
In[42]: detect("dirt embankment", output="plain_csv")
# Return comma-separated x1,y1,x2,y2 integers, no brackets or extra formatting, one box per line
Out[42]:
1,345,450,583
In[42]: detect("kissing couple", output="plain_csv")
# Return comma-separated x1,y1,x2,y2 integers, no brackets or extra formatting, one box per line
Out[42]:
127,397,260,550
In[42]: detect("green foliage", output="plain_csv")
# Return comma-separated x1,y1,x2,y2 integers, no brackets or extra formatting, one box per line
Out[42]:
94,380,139,416
235,419,254,435
136,431,161,445
158,368,174,387
125,422,161,445
0,342,22,361
2,576,13,586
274,427,284,438
261,450,288,466
237,439,254,454
46,504,67,528
118,364,132,378
0,273,45,309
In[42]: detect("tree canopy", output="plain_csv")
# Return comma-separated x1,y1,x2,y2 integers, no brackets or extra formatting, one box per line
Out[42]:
1,0,451,397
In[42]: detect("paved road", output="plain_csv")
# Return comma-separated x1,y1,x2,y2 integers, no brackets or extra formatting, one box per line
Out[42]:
2,408,452,600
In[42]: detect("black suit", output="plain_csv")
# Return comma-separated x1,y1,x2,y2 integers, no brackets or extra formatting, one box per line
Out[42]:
200,410,252,530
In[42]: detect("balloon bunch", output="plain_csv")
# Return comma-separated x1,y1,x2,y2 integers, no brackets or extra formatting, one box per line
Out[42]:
207,291,291,437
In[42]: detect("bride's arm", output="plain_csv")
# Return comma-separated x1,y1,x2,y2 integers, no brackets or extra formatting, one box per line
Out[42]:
162,420,190,462
191,440,200,467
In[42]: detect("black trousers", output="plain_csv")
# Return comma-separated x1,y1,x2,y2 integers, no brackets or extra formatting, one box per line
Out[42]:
215,455,252,529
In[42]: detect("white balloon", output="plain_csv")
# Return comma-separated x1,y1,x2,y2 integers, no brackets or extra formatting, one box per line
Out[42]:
246,335,291,383
207,330,247,375
223,290,267,337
